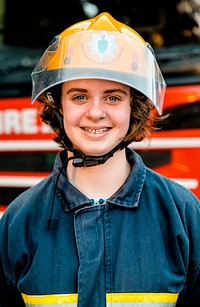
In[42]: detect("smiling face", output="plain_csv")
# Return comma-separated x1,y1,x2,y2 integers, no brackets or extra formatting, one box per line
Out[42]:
61,79,131,156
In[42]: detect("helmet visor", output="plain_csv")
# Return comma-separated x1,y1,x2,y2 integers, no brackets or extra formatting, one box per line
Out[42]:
31,30,166,114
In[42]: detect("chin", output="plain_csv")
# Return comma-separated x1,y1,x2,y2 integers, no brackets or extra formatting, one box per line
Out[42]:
76,141,117,156
81,147,112,156
82,151,107,156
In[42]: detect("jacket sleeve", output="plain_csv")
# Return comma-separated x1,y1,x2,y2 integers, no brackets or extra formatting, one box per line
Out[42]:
176,264,200,306
0,254,25,307
176,193,200,307
0,210,25,307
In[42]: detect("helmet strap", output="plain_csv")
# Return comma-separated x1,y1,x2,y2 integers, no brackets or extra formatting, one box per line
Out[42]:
71,141,126,167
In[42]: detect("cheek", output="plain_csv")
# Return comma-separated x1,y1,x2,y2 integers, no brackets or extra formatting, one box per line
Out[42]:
62,105,82,139
118,108,131,131
62,106,73,132
63,114,74,135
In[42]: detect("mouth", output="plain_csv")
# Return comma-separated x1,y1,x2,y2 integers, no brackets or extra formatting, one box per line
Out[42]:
82,127,110,134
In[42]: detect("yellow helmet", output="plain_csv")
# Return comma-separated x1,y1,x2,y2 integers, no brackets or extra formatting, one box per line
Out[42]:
31,12,166,114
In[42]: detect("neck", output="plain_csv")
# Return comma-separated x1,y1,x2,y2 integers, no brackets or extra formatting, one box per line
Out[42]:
66,148,130,200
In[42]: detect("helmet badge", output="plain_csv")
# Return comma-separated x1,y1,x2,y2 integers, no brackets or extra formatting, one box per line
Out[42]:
86,30,119,62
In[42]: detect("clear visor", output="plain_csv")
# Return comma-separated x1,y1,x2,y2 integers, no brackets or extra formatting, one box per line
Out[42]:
31,30,166,114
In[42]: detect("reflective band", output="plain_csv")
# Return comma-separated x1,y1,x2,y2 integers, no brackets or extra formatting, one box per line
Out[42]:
22,293,78,306
22,292,178,306
106,293,178,305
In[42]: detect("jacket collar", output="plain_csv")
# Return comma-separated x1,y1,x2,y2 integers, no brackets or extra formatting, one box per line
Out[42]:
53,148,146,212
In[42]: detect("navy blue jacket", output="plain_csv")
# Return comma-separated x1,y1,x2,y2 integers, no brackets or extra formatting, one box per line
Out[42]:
0,148,200,307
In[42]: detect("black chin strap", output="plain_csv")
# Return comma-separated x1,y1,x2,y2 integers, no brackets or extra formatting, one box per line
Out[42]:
71,141,126,167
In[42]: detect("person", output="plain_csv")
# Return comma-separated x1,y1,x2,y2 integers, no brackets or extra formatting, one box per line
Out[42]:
0,12,200,307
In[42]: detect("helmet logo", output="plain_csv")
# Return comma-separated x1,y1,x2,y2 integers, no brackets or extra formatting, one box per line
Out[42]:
98,37,108,54
86,31,119,61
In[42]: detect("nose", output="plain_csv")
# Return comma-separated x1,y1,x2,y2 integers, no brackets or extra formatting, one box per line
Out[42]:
86,99,106,121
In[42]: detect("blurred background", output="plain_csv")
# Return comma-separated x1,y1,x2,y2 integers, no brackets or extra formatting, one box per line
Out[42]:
1,0,200,47
0,0,200,213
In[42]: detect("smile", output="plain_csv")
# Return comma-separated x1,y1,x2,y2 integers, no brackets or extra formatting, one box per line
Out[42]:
83,127,109,134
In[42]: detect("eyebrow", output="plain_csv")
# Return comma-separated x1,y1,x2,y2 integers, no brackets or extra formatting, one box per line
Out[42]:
104,89,128,95
66,88,129,95
66,88,87,94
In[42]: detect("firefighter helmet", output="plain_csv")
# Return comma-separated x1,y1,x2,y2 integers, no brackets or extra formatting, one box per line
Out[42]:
31,12,166,114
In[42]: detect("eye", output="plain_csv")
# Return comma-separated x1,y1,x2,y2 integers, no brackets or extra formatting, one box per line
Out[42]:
73,94,87,101
105,95,120,103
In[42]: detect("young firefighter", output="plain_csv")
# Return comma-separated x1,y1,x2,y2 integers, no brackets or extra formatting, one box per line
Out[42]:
0,12,200,307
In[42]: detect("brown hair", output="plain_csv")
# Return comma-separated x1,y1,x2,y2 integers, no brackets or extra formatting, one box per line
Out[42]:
37,84,168,149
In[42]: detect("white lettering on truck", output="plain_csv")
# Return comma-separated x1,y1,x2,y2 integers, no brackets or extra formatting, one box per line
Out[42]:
0,108,50,135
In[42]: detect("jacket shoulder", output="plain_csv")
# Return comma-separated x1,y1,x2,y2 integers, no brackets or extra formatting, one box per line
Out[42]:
145,167,200,206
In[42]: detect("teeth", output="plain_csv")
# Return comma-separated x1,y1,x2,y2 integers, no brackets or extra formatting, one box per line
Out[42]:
84,128,108,134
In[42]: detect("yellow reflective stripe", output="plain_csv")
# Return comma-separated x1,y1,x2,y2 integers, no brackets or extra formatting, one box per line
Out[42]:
21,293,78,304
22,292,178,306
106,293,179,303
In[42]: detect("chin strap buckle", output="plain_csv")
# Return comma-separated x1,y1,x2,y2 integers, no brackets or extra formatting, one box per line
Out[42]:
73,155,108,167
